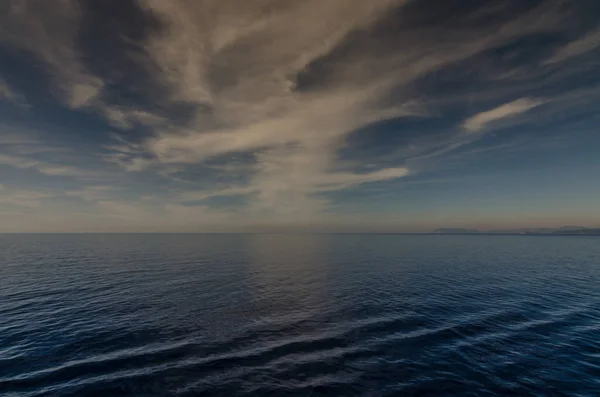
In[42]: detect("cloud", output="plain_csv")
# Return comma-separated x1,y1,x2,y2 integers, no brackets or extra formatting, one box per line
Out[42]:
143,86,415,164
316,167,410,191
100,0,575,221
102,107,167,130
462,98,545,133
0,185,56,208
179,165,408,203
64,185,118,201
0,0,103,108
0,77,25,105
0,154,38,169
36,165,90,177
83,199,240,231
103,0,421,217
546,27,600,64
179,186,256,203
138,0,402,112
2,0,599,230
0,152,104,178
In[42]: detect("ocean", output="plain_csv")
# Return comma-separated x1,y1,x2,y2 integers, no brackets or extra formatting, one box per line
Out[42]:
1,234,599,396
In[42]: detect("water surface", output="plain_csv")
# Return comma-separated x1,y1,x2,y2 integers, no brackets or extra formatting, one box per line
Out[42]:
1,234,599,396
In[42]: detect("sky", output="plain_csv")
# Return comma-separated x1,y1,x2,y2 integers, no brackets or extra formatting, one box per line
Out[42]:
0,0,599,232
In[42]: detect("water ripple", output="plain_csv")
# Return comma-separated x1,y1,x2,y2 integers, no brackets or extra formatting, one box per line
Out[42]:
1,234,599,396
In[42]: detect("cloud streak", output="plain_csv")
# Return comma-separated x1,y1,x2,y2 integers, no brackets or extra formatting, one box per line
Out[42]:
2,0,600,230
104,0,422,218
0,77,25,105
546,27,600,64
1,0,103,108
462,98,545,133
107,0,568,219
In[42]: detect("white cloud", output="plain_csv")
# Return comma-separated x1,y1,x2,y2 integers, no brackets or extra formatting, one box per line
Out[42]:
546,27,600,64
179,186,256,202
102,0,568,221
102,107,167,130
65,185,117,201
0,153,102,178
138,0,402,114
2,0,592,230
317,167,410,190
462,98,545,133
0,0,103,108
83,199,239,231
178,165,408,208
0,154,39,169
0,185,56,209
0,77,25,105
36,165,88,177
137,87,414,217
144,86,414,164
69,82,103,109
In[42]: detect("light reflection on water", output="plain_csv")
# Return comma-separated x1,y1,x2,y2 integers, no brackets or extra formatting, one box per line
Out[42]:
1,234,599,396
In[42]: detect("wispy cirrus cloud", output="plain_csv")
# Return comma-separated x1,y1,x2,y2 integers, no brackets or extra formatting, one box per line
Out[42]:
0,153,102,177
0,0,103,108
104,0,419,217
0,128,114,180
2,0,600,231
105,0,573,220
0,184,57,209
64,185,119,202
0,76,26,105
462,98,545,133
546,26,600,64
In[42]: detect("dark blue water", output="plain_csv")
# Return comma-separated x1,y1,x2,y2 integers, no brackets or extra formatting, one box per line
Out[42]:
1,234,599,396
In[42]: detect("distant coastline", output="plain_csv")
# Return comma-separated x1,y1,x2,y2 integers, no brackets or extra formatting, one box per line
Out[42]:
433,226,600,236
